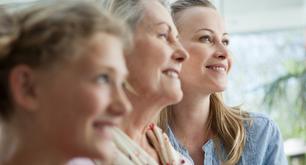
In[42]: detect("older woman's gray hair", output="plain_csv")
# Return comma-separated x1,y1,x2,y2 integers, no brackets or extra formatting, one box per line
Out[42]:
99,0,169,31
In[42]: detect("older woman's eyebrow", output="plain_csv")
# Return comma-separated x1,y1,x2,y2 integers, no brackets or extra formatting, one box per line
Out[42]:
154,22,172,32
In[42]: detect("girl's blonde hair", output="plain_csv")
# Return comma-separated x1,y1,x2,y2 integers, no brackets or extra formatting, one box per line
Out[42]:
0,1,131,121
158,0,250,164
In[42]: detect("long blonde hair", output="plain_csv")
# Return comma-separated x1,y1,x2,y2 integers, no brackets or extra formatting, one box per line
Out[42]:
158,0,250,164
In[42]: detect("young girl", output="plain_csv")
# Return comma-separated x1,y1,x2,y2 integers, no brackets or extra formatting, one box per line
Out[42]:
0,1,131,164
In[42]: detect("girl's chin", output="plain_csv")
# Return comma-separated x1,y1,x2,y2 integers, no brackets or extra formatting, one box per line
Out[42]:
94,142,116,162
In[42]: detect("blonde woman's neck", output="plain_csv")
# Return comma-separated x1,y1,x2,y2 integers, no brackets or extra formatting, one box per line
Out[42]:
171,92,211,133
170,93,214,165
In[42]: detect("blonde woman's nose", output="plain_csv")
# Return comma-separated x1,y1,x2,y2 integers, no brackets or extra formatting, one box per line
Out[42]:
214,42,229,60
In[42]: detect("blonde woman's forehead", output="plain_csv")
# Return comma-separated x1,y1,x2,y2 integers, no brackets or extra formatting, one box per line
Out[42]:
177,6,226,34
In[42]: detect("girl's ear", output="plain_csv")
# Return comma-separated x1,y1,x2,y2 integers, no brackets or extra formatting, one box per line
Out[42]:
9,65,39,112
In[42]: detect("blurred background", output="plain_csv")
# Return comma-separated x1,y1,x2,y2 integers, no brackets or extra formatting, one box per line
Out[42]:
1,0,306,164
216,0,306,164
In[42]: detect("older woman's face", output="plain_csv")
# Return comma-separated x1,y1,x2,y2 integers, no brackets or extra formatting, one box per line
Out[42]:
32,33,131,161
176,7,232,94
126,0,188,104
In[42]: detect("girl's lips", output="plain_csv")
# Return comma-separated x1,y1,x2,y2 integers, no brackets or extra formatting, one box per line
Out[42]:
93,120,116,139
93,120,116,127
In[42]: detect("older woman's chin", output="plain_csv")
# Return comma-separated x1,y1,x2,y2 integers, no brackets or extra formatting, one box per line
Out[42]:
164,88,184,106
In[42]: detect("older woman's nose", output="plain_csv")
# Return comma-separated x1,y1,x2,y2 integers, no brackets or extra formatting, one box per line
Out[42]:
172,41,189,63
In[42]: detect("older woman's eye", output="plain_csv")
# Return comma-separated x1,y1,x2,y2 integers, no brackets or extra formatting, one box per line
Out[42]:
97,74,111,84
157,32,169,40
199,35,213,44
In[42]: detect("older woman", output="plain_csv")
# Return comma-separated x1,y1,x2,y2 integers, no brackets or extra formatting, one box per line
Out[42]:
159,0,288,164
0,1,131,164
100,0,192,164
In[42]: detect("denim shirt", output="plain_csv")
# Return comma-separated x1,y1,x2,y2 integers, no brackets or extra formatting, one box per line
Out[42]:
167,112,288,165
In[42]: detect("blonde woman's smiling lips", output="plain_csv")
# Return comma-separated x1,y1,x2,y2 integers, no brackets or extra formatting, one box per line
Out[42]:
205,63,227,73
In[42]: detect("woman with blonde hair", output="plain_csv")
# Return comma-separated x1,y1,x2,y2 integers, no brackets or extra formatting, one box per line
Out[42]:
0,1,131,164
159,0,287,164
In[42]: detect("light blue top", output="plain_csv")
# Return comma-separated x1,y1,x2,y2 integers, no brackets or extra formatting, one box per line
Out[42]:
167,112,288,165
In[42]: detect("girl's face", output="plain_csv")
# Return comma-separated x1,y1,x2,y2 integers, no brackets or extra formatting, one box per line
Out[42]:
126,0,189,104
176,7,232,95
32,33,131,160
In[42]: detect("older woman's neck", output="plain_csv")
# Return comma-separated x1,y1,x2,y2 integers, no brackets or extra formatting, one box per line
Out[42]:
120,92,166,144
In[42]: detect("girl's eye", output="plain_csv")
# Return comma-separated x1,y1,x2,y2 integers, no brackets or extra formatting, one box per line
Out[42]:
222,39,230,46
199,35,213,44
97,74,110,84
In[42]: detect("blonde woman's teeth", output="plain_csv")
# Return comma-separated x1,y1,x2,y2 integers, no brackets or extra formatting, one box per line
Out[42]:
211,66,225,71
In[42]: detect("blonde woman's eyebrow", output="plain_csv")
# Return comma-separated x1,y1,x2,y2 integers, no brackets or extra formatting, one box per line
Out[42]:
195,28,228,37
194,28,214,34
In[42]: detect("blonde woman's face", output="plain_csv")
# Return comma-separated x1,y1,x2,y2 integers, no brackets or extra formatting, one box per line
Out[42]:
32,33,131,160
176,7,232,94
126,0,188,104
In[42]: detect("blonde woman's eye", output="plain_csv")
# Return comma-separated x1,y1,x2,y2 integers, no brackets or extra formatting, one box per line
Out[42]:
222,39,230,46
199,35,213,43
97,74,110,84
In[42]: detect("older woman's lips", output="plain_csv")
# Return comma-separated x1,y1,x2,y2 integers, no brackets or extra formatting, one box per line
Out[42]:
162,69,179,78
